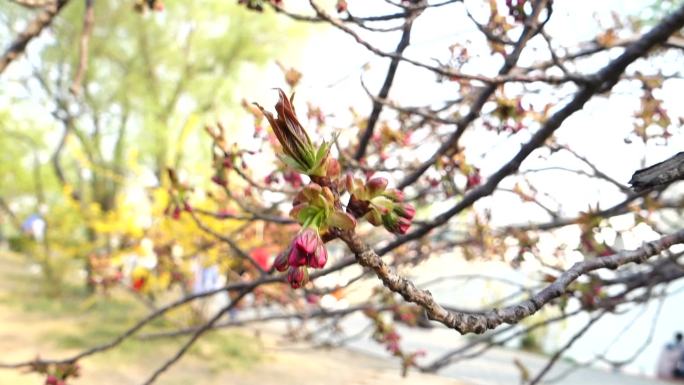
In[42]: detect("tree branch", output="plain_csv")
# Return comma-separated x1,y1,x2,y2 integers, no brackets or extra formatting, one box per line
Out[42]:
69,0,95,95
0,0,70,75
629,151,684,192
341,228,684,334
354,11,415,160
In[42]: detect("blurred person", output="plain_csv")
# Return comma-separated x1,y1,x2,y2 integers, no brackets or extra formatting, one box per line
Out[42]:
657,332,684,380
21,213,45,241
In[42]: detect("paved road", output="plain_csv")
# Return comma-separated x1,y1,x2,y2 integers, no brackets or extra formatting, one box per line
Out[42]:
254,312,670,385
322,314,672,385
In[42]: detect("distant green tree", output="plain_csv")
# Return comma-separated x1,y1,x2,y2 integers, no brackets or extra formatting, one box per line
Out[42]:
0,0,306,290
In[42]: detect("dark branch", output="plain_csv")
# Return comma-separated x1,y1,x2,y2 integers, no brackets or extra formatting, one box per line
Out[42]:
629,152,684,192
0,0,70,74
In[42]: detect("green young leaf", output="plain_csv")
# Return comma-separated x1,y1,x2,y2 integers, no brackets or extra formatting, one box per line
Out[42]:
310,140,332,175
278,154,308,174
297,206,324,226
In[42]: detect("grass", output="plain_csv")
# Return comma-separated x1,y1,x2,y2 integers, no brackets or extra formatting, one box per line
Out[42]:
0,250,261,372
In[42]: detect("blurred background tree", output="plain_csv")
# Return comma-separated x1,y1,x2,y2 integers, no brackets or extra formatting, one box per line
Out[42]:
0,0,306,293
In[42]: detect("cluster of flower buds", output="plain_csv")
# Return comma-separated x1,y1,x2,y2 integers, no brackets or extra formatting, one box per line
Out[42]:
205,123,258,189
258,90,357,288
272,228,324,288
258,89,415,288
272,183,356,288
346,176,415,235
30,362,80,385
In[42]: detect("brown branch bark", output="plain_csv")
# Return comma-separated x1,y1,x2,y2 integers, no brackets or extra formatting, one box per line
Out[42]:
341,228,684,334
8,0,55,9
0,0,70,75
69,0,95,96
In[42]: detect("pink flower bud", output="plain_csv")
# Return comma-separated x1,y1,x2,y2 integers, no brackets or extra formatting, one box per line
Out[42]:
295,228,319,254
466,169,482,190
45,375,64,385
395,203,415,220
367,177,388,196
286,228,329,273
336,0,347,13
287,242,307,267
272,250,289,272
382,214,412,234
309,243,328,269
287,265,308,289
396,217,411,234
211,175,227,187
384,188,404,202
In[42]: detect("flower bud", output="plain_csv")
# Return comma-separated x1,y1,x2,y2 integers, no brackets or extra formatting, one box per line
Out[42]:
326,158,341,178
309,243,328,269
211,175,227,187
295,228,319,254
466,170,482,190
367,177,388,196
383,214,412,235
286,228,329,271
288,241,307,267
396,217,411,234
287,265,308,289
395,203,415,220
336,0,347,13
384,188,404,202
272,250,289,272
